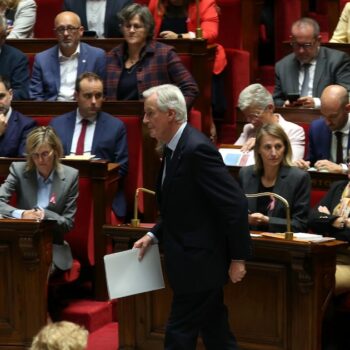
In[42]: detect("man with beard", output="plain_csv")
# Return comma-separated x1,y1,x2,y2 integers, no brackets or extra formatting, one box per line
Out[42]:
29,11,106,101
50,72,128,218
0,75,36,156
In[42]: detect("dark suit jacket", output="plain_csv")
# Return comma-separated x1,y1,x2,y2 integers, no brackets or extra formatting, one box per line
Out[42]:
308,180,350,242
150,124,252,294
63,0,132,38
105,41,199,109
0,162,79,270
0,110,36,157
273,46,350,106
29,42,106,101
0,44,29,100
307,117,350,165
50,110,128,216
239,165,311,233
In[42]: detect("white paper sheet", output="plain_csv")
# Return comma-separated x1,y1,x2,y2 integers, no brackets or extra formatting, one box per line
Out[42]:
104,244,165,299
218,148,255,166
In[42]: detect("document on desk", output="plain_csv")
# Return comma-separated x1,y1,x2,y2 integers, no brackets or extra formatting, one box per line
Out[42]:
104,244,165,300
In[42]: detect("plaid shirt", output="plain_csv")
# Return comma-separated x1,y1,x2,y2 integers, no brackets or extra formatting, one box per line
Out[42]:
105,40,199,108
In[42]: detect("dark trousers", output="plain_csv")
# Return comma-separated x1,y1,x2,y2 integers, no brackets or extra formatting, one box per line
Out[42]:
165,288,238,350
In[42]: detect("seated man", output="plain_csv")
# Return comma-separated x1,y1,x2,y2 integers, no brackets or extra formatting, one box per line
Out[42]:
0,75,36,156
29,11,106,101
295,84,350,173
63,0,132,38
236,83,305,161
273,17,350,108
50,72,128,218
0,15,29,100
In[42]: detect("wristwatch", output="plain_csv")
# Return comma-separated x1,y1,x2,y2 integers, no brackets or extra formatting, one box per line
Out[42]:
177,34,183,39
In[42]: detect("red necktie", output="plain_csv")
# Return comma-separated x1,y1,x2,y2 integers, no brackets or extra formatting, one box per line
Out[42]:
76,119,89,155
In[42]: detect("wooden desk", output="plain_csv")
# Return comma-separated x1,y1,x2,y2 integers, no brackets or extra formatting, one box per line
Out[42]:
0,158,120,299
0,220,54,350
104,224,346,350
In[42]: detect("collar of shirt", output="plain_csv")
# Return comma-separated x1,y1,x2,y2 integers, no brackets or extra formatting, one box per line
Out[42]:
76,108,97,124
36,169,54,184
333,115,350,136
167,122,187,152
59,44,81,61
4,106,12,123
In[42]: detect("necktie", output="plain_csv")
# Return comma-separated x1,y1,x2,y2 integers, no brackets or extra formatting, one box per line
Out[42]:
76,119,89,155
335,131,344,164
300,63,311,97
164,146,173,177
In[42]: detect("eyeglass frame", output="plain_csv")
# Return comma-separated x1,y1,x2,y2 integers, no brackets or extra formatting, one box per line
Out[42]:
54,26,81,35
289,40,318,50
245,107,267,122
122,23,145,31
31,150,54,160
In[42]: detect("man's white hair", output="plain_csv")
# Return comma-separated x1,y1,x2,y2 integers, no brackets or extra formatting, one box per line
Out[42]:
143,84,187,122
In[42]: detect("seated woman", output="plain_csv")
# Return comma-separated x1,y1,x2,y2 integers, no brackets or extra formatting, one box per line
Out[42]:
0,126,79,272
148,0,226,139
104,3,199,109
0,0,36,38
239,123,310,233
236,83,305,161
308,172,350,295
330,2,350,43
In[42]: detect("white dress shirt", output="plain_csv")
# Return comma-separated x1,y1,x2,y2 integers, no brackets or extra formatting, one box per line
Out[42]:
86,0,106,38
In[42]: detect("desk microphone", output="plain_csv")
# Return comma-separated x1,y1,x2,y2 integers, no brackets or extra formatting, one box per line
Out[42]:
131,188,155,227
245,192,293,239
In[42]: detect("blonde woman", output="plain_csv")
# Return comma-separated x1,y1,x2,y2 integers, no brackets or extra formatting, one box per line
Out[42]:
1,0,36,38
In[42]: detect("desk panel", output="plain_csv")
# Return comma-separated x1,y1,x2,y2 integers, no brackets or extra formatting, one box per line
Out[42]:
104,225,346,350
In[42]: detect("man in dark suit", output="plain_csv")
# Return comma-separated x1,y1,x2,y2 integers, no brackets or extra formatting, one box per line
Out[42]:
0,16,29,100
295,84,350,173
0,75,36,156
50,72,128,218
29,11,106,101
63,0,132,38
273,17,350,107
134,84,252,349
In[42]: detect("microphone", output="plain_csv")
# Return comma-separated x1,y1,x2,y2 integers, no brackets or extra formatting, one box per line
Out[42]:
195,0,203,38
245,192,293,239
131,187,156,227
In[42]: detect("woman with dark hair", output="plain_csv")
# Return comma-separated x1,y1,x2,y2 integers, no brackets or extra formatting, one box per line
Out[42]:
0,126,79,272
239,123,310,233
104,3,199,109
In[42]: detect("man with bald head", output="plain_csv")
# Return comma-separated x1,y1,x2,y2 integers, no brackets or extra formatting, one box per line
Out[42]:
29,11,106,101
295,84,350,173
273,17,350,108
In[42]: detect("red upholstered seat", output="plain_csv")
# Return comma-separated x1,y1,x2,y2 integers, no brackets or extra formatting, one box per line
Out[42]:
34,0,63,38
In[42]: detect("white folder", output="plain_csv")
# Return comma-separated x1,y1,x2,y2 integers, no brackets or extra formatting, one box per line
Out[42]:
104,244,165,299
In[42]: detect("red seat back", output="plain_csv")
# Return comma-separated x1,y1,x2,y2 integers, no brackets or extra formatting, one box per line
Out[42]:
34,0,63,38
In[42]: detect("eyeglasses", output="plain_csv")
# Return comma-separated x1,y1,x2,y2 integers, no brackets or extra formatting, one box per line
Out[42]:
246,108,266,122
290,41,315,49
54,26,80,35
122,23,145,31
31,150,53,160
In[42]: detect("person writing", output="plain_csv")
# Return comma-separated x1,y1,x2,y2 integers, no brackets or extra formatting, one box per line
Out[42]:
239,123,311,233
0,126,79,272
133,84,251,349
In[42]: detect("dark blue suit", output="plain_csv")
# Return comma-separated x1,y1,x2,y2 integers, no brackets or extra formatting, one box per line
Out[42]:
49,110,128,217
63,0,132,38
29,42,106,101
0,110,36,156
151,124,251,349
308,117,350,165
0,44,29,100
